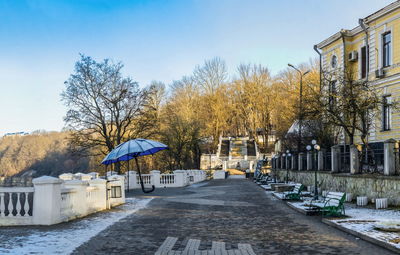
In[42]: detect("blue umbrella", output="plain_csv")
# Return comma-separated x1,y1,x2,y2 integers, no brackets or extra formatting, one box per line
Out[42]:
101,138,168,193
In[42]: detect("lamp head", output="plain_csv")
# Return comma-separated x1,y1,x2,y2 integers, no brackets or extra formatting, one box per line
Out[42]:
311,139,317,145
306,145,312,151
314,144,320,150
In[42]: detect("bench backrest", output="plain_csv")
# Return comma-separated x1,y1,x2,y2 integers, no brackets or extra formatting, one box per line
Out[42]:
292,184,303,193
325,192,346,206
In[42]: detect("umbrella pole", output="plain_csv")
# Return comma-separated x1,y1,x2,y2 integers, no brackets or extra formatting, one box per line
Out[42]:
127,161,130,193
135,157,155,193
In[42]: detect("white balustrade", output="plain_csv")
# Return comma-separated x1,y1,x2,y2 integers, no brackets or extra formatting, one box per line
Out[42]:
137,174,152,185
0,187,34,224
160,174,175,185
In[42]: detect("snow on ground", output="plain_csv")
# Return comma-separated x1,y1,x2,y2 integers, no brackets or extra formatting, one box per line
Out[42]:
0,198,152,255
188,182,209,188
328,203,400,250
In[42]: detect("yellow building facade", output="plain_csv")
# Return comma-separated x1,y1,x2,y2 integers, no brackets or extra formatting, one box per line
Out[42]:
316,1,400,144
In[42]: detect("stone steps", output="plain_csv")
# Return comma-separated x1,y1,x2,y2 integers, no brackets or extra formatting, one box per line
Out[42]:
155,237,256,255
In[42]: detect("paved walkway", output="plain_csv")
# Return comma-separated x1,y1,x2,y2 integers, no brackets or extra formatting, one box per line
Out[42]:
73,179,395,255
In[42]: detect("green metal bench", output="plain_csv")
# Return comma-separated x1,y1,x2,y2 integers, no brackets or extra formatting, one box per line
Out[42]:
310,191,346,216
283,183,304,200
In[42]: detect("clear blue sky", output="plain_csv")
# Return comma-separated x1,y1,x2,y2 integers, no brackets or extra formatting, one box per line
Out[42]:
0,0,394,135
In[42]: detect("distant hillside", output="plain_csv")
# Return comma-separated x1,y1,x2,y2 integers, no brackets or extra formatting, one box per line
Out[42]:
0,131,90,178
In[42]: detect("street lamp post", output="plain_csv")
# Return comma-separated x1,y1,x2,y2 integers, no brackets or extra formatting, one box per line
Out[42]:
308,140,321,200
288,64,310,153
285,149,290,183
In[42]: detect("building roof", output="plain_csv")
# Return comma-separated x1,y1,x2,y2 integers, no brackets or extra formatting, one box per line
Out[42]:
316,1,400,49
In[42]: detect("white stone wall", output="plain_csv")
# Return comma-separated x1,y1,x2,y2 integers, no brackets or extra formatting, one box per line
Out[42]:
125,170,207,190
0,174,126,226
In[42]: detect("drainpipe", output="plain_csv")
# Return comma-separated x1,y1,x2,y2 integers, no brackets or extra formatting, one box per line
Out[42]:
340,30,347,79
359,18,369,81
313,45,322,92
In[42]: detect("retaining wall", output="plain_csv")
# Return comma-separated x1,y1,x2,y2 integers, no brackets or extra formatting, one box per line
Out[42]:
275,169,400,205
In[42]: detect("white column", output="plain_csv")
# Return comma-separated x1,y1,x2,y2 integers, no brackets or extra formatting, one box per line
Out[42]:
126,171,138,189
173,170,188,187
32,176,63,225
384,139,396,176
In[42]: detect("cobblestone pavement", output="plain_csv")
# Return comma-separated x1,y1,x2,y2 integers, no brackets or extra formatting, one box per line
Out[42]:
73,179,395,255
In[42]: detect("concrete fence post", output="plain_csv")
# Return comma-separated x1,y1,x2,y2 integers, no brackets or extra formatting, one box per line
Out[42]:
307,152,312,170
285,156,289,170
298,153,304,171
318,150,324,171
173,170,187,187
331,145,341,173
384,139,396,176
126,171,138,190
291,154,297,170
350,145,360,174
280,156,285,169
150,170,161,188
32,176,63,225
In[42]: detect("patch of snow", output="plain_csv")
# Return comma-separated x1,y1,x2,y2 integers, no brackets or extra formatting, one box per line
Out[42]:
188,182,209,188
0,197,152,255
327,203,400,250
344,203,400,220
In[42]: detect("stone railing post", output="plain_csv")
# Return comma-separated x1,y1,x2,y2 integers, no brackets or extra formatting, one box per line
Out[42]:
126,171,138,190
32,176,63,225
280,156,285,169
318,150,324,171
59,173,73,181
88,179,107,211
63,179,89,217
307,152,312,170
291,154,297,170
150,170,161,188
298,153,304,170
331,145,341,173
350,145,360,174
173,170,187,187
384,139,396,176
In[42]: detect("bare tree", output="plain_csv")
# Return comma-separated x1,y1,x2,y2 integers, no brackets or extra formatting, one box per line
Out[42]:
194,57,227,95
61,55,151,165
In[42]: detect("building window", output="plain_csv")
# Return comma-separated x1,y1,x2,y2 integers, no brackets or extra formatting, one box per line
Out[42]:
361,46,369,78
382,96,391,131
382,32,391,67
331,55,337,68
